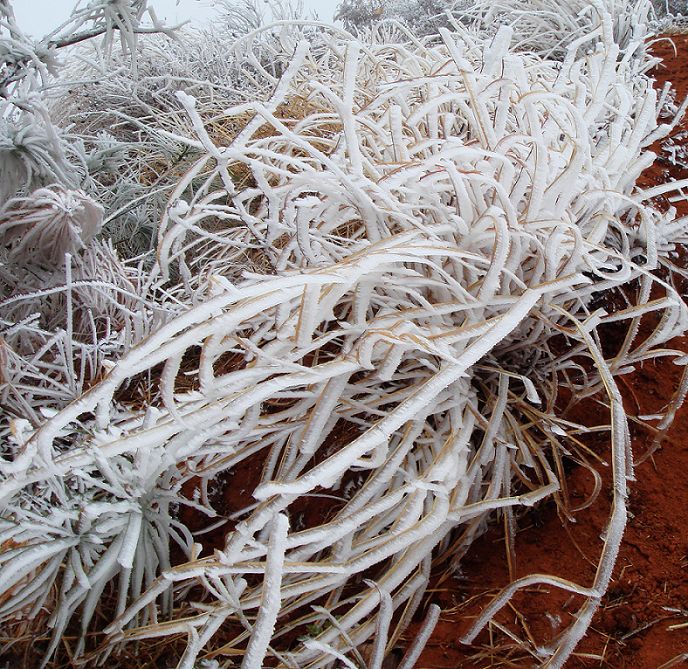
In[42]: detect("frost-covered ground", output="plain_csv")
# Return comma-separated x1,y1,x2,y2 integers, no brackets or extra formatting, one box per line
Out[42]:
2,2,688,668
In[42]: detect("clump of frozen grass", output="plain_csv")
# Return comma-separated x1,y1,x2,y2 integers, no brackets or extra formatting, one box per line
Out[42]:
3,1,688,668
336,0,656,58
0,112,79,205
456,0,656,58
0,437,214,665
0,186,103,265
0,238,179,436
45,0,317,259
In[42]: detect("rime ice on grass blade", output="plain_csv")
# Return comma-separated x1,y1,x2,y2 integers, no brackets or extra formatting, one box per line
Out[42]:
3,1,688,668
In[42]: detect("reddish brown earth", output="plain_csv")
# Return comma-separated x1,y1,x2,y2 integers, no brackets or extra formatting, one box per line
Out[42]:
408,35,688,669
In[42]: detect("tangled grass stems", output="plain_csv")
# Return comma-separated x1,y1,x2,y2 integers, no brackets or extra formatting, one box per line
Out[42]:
3,1,688,668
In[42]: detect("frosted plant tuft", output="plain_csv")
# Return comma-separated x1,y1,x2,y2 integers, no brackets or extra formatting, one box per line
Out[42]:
0,186,103,265
1,1,688,669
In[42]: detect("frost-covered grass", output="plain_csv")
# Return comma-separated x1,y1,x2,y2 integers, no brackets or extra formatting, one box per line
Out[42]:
2,1,688,668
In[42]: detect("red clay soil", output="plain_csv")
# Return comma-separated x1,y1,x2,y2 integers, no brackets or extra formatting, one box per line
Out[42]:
407,35,688,669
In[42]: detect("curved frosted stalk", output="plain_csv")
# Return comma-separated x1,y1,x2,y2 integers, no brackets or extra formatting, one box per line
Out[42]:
240,513,289,669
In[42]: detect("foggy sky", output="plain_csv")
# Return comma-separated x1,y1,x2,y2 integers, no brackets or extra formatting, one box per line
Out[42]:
13,0,340,39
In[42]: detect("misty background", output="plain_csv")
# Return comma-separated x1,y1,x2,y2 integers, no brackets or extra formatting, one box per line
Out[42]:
14,0,341,38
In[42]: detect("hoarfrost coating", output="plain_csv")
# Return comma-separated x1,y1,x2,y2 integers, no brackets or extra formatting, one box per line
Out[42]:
2,1,688,669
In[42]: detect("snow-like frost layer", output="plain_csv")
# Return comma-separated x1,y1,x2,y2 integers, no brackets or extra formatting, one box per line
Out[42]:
3,2,688,668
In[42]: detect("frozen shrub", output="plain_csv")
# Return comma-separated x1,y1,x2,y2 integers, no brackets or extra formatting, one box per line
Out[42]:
2,1,688,669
